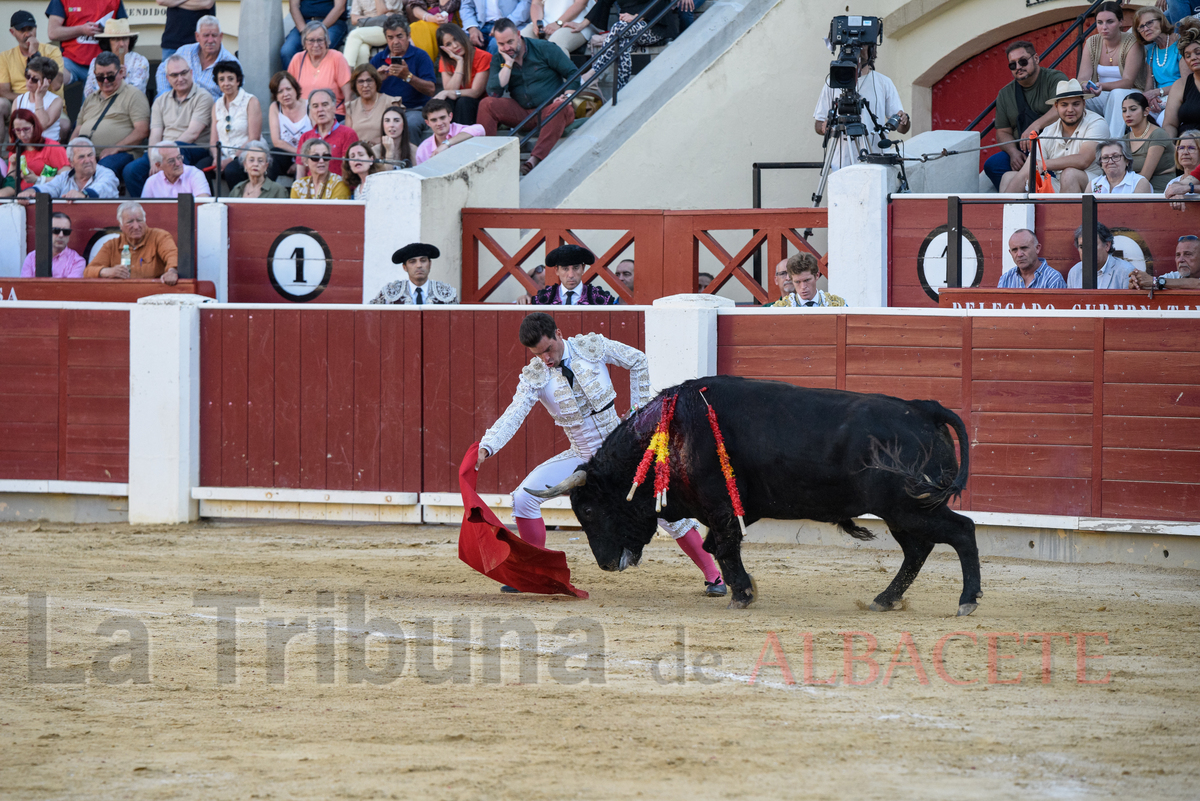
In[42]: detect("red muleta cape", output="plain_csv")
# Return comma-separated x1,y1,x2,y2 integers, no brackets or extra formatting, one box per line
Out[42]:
457,442,589,598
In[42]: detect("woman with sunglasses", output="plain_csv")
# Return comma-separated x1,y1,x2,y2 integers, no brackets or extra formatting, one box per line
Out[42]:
374,104,417,166
13,56,65,144
342,140,387,199
1078,2,1145,138
1121,93,1174,190
1133,6,1183,124
210,60,262,191
0,110,70,198
291,138,351,199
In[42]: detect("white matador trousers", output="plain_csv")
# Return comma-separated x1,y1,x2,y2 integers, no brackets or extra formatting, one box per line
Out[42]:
513,450,699,539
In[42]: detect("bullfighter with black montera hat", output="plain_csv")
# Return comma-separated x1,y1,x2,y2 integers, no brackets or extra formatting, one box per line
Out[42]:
531,244,617,305
370,242,459,304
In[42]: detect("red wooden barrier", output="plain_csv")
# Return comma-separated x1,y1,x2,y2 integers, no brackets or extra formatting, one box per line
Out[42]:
0,307,129,483
940,289,1200,310
23,200,184,265
718,312,1200,523
0,279,215,303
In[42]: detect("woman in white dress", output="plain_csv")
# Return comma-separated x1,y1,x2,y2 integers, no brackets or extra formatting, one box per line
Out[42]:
268,71,312,180
210,60,262,191
1090,139,1152,194
1077,2,1145,138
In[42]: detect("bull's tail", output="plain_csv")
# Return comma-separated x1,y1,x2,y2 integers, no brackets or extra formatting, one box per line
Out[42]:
868,401,970,508
837,519,877,541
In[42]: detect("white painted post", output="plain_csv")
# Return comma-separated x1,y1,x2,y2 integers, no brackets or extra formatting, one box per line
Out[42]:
644,294,732,393
827,164,894,307
0,202,26,277
196,201,228,302
128,294,211,524
1001,202,1037,273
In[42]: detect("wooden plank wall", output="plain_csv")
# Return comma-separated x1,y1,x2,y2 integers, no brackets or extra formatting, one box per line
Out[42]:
0,308,129,483
199,308,423,491
718,313,1200,523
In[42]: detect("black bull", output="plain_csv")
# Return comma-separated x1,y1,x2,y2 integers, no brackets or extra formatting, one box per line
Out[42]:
527,376,982,616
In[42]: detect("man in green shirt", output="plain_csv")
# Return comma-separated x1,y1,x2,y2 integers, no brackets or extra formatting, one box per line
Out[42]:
479,18,579,176
983,40,1066,190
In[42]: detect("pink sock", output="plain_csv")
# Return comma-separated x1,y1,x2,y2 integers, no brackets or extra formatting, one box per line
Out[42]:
515,516,547,549
676,528,721,583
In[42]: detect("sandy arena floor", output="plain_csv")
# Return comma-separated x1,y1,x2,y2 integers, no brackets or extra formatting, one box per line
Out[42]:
1,519,1198,800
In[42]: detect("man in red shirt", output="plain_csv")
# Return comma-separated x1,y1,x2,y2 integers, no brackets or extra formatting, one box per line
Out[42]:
294,88,358,177
46,0,128,84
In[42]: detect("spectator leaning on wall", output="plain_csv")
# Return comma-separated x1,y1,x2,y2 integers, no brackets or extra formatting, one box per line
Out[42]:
20,211,85,278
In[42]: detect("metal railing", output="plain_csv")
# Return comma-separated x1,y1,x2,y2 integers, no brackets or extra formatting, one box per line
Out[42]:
512,0,682,148
964,0,1108,138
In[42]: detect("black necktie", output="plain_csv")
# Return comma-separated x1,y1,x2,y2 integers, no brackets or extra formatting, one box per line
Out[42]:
565,289,575,305
561,359,575,386
415,287,423,305
805,300,815,306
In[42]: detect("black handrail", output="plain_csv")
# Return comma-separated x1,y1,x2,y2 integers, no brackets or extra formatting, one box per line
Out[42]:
511,0,682,148
964,0,1108,137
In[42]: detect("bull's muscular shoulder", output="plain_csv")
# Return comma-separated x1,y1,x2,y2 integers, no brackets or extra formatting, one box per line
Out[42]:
521,357,550,388
569,332,607,361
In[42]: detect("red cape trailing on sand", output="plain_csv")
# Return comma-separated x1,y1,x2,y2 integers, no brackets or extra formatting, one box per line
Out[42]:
457,442,589,598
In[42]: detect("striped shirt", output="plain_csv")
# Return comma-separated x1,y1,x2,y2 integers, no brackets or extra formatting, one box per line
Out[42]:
997,259,1067,289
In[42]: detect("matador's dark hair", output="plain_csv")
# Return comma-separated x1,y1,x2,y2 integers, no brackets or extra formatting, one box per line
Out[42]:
519,312,557,347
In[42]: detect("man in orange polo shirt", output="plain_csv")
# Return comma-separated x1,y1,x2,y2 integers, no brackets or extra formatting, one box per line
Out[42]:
84,201,179,284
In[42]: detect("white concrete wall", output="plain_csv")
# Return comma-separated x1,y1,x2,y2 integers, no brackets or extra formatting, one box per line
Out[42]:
361,137,521,304
0,203,25,277
644,294,733,393
827,164,894,308
196,201,228,302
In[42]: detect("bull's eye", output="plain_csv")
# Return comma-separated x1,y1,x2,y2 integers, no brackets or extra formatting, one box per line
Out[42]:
579,505,594,521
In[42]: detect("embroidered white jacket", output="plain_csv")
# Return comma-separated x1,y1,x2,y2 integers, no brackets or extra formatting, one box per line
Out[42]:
480,333,651,459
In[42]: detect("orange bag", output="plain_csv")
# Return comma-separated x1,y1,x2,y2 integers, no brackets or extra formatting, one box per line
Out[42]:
1030,131,1055,194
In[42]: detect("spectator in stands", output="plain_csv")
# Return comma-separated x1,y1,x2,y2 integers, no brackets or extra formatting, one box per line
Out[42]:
84,19,147,97
764,258,792,305
1000,79,1105,193
123,54,212,198
157,0,215,64
288,21,353,113
434,23,492,125
698,271,712,291
1122,92,1174,191
20,211,85,278
291,137,351,198
583,0,678,94
531,243,617,304
142,141,211,198
414,98,484,164
210,59,261,189
296,88,358,178
11,57,66,143
481,19,578,176
370,242,459,303
1130,234,1200,288
1164,23,1200,137
228,140,289,198
1067,223,1135,288
1077,2,1144,138
268,71,312,179
524,0,594,57
343,139,386,198
344,0,402,68
1,11,67,132
374,103,417,165
282,0,350,67
614,258,633,292
461,0,531,55
1163,128,1200,206
345,64,397,147
982,40,1067,191
401,0,453,63
0,110,69,196
74,51,149,177
1091,138,1153,193
47,0,126,85
85,200,180,284
516,262,545,303
772,253,845,307
19,136,117,197
997,228,1066,288
369,16,438,144
1134,6,1181,124
154,15,237,100
812,40,909,174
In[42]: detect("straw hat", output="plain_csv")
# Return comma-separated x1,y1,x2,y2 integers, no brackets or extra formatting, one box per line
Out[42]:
95,18,139,49
1046,78,1088,105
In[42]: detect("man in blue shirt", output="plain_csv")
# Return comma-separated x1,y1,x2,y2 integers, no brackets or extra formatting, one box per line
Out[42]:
460,0,531,55
368,16,437,146
997,229,1067,289
153,15,237,99
281,0,349,66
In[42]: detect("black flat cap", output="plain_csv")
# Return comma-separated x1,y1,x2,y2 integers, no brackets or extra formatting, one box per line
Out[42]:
545,244,595,267
391,242,441,264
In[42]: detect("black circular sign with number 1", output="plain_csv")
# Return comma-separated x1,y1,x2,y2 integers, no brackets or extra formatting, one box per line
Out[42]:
267,226,334,302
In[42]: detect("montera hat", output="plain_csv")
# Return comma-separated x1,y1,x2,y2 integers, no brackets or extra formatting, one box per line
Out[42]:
545,244,595,267
1047,78,1089,105
391,242,440,264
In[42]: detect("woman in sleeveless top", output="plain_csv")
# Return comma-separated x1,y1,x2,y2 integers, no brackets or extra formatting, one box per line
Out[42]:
1122,93,1175,191
1134,6,1184,125
210,60,262,191
1165,25,1200,137
1077,2,1146,138
268,71,313,180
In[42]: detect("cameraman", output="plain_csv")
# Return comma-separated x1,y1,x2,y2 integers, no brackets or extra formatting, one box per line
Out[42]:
813,42,909,172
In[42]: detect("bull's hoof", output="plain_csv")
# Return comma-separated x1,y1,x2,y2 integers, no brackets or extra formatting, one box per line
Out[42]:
727,597,752,610
727,575,756,610
869,599,903,612
957,602,978,617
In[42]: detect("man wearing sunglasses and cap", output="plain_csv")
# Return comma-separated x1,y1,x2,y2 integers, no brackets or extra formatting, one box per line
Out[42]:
983,40,1067,191
369,242,459,304
531,244,617,305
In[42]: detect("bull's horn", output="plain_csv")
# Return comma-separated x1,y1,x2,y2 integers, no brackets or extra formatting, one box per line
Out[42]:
524,469,587,498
